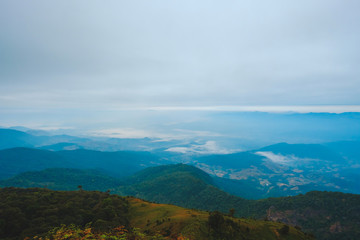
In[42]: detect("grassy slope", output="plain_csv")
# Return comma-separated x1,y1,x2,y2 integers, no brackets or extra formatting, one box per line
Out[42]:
127,197,313,240
2,165,359,239
0,187,312,240
118,164,360,240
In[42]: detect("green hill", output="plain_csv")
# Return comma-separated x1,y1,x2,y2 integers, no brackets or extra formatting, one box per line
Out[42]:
0,187,313,240
117,164,249,211
2,164,360,239
0,187,129,240
117,164,360,240
0,168,123,191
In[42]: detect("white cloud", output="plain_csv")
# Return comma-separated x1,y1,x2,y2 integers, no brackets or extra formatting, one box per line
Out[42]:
255,151,300,165
166,141,238,154
90,128,162,139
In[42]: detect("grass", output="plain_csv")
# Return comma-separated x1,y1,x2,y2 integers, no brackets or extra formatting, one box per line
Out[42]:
127,197,314,240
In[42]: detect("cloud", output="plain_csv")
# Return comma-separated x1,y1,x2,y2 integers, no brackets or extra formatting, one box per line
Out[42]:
89,127,223,141
166,141,239,154
90,128,162,139
1,0,360,110
255,151,300,165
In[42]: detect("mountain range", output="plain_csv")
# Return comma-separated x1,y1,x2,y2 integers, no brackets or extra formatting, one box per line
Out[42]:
1,128,360,198
1,127,360,239
1,164,360,240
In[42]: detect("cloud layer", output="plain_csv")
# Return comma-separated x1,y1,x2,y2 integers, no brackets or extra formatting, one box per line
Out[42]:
1,0,360,110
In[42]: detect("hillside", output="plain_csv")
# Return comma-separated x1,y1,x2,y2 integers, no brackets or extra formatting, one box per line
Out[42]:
2,164,360,239
0,148,72,180
0,168,123,191
0,147,162,179
1,161,360,239
0,187,129,240
117,164,360,240
250,191,360,240
0,187,312,240
116,164,249,211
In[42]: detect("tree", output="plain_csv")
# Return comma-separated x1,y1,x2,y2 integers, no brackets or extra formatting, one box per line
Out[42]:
208,211,224,232
229,208,235,217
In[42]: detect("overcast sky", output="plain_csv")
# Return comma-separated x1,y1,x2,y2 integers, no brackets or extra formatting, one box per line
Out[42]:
1,0,360,113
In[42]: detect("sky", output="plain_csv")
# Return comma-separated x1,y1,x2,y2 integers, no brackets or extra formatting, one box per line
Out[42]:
0,0,360,136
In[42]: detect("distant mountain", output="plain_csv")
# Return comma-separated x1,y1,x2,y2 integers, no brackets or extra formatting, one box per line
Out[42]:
0,168,123,191
0,127,190,152
39,142,83,151
56,149,164,177
0,147,163,179
0,148,72,180
0,128,90,150
0,129,36,149
0,187,312,240
325,141,360,164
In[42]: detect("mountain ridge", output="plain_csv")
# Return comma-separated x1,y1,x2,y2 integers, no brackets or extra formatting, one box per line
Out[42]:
2,164,359,240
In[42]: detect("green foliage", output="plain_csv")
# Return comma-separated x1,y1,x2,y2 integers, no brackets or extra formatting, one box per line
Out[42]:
0,187,129,240
28,224,169,240
248,191,360,240
114,164,360,240
279,225,290,235
208,211,224,232
2,163,360,240
0,187,313,240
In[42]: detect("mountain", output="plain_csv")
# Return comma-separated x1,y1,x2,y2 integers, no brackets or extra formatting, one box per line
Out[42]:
56,149,164,177
116,164,249,211
0,129,36,149
0,148,72,180
38,142,83,151
0,147,163,179
0,127,187,152
325,141,360,164
1,128,359,198
113,164,360,240
0,168,123,191
0,187,312,240
2,164,360,239
0,128,87,150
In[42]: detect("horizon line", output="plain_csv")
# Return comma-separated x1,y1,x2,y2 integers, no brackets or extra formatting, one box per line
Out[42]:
145,105,360,113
